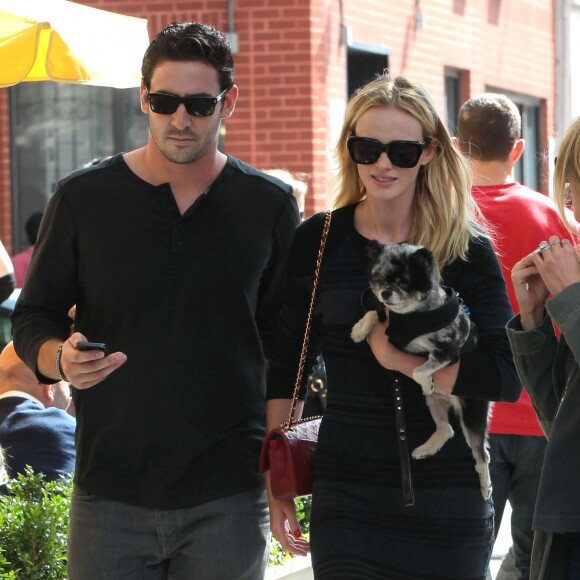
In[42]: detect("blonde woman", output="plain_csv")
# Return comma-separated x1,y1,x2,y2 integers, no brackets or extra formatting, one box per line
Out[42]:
507,117,580,579
264,73,519,579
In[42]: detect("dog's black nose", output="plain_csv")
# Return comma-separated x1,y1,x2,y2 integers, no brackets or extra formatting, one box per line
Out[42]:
381,290,391,301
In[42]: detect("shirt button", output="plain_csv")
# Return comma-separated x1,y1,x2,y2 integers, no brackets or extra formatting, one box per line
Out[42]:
175,240,183,247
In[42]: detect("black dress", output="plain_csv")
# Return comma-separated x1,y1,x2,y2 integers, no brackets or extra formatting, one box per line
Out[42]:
267,204,520,580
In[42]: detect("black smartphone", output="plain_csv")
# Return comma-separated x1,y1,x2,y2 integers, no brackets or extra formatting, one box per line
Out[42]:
76,341,110,355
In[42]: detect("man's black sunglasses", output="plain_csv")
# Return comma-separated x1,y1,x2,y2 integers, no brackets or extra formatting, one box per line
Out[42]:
347,136,431,168
147,88,228,117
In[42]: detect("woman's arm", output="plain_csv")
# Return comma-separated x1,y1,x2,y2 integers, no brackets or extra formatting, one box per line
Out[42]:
0,241,15,303
264,400,311,556
369,237,519,402
506,313,559,434
366,324,458,396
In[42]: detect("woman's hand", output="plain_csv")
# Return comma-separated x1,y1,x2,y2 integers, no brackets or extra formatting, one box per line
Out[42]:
534,237,580,296
366,317,407,371
512,236,580,330
511,252,549,329
266,473,310,556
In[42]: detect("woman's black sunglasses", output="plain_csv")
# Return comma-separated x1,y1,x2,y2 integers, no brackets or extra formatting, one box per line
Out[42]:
147,88,228,117
347,136,431,168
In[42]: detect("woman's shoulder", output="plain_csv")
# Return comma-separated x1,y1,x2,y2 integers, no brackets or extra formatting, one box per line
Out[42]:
294,204,356,243
443,233,498,281
289,204,357,273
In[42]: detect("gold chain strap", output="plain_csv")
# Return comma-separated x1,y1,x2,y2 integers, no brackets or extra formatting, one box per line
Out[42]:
285,210,332,428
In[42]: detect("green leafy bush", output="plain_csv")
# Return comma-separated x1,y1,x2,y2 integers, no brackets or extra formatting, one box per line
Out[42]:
268,495,312,567
0,467,310,576
0,467,72,579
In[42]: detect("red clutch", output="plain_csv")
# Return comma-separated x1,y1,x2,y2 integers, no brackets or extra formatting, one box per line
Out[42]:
260,416,321,500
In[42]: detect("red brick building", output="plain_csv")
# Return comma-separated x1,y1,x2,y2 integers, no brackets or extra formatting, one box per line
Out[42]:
0,0,554,254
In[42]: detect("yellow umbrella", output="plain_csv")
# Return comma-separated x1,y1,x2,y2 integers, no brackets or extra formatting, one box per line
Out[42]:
0,0,150,88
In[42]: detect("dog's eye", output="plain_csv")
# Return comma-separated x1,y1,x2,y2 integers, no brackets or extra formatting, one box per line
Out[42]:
397,279,408,289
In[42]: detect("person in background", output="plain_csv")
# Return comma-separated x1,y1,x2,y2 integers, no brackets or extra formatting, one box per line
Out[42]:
0,241,15,303
263,168,308,219
11,211,43,288
11,21,298,580
456,93,578,580
265,73,519,579
507,116,580,579
0,341,75,482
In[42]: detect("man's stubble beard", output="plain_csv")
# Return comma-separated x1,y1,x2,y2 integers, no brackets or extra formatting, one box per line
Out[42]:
150,116,222,165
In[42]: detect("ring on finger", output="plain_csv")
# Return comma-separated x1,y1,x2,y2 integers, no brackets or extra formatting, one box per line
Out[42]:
550,237,560,246
537,241,551,254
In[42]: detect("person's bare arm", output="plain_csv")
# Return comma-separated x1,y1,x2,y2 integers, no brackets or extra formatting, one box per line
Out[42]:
0,241,14,278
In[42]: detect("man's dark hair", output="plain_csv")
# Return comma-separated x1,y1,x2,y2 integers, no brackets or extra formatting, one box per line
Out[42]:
25,212,43,245
141,22,234,91
456,93,522,162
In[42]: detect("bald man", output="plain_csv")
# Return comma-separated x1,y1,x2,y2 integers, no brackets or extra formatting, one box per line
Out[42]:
0,341,75,481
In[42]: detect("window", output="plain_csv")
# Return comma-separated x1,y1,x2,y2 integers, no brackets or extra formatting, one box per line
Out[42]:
9,83,148,252
347,42,389,100
517,103,541,191
444,68,469,135
487,87,543,191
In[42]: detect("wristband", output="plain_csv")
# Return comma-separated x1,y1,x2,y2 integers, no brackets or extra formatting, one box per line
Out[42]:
56,344,69,382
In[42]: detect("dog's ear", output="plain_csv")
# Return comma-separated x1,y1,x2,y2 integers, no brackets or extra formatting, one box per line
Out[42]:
367,240,384,263
410,246,435,272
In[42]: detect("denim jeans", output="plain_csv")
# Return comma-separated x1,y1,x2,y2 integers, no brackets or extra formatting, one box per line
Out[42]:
489,433,547,580
67,484,270,580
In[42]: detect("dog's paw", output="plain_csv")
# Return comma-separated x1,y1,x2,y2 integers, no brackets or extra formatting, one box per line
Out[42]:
412,443,437,460
412,423,454,459
351,311,379,342
351,320,369,343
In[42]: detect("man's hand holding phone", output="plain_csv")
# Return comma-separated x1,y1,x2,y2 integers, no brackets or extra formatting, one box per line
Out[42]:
58,332,127,389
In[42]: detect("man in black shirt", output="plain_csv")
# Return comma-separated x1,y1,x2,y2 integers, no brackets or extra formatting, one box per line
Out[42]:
11,22,299,579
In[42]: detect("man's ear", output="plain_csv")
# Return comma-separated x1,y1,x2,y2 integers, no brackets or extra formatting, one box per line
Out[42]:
511,139,525,164
220,85,238,120
39,384,54,407
140,81,149,114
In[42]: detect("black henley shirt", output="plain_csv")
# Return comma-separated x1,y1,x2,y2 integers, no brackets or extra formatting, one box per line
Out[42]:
11,154,299,509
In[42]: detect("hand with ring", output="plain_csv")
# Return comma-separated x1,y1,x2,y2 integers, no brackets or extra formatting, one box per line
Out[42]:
532,234,580,296
536,241,550,255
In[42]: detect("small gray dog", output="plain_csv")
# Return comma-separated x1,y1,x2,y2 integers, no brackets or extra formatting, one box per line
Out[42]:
351,241,491,499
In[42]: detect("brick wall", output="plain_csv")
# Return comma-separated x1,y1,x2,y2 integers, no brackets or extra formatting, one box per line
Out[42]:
0,0,555,248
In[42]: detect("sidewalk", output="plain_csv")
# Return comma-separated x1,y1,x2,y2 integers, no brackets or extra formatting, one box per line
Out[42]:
489,502,513,579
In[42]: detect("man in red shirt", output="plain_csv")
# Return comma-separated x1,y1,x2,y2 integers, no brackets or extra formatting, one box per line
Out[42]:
456,94,578,580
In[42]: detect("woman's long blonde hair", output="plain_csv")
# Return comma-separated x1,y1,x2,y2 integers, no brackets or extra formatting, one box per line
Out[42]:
554,117,580,234
332,73,483,269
